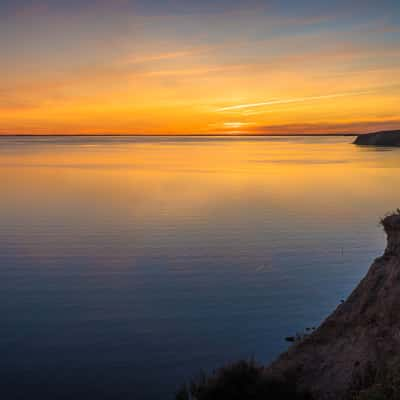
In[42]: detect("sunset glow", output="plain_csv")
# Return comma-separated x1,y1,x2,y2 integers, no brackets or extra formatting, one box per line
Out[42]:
1,0,399,135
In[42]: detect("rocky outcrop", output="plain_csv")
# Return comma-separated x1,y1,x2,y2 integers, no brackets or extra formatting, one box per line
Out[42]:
354,130,400,146
267,212,400,400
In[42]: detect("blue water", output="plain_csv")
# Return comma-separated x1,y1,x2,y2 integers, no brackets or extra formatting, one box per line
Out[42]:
0,136,399,399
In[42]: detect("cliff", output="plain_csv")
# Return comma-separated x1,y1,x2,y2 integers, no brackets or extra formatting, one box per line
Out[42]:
267,211,400,399
354,130,400,146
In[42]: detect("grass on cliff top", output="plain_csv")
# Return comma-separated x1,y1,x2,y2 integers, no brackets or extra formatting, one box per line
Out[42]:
380,209,400,226
176,360,313,400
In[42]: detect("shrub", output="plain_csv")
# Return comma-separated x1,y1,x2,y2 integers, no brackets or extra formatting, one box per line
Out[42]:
176,360,313,400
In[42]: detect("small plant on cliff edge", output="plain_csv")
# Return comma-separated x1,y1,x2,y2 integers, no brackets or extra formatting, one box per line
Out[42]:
380,209,400,226
176,360,313,400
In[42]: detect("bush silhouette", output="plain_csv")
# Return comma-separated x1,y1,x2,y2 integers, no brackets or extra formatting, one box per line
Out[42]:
176,360,313,400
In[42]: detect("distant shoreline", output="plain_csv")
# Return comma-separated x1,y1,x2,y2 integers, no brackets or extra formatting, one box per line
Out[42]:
0,133,357,137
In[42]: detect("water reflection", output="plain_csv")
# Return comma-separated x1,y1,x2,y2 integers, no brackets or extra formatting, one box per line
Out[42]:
0,136,399,399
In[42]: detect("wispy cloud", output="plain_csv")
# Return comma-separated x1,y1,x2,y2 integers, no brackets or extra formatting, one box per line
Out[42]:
125,50,195,64
216,91,372,112
144,65,241,77
223,122,252,128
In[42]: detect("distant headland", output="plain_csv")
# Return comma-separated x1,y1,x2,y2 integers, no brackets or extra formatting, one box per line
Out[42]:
354,130,400,146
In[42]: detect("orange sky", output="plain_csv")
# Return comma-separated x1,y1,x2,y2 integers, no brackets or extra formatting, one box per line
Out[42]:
1,1,399,135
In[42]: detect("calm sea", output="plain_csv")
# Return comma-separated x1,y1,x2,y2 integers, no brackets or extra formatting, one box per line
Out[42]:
1,136,399,399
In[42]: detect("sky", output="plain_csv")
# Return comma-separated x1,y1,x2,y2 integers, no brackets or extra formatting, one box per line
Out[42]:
1,0,399,134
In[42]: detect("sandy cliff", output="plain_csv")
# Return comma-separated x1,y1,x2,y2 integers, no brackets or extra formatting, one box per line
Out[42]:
267,212,400,399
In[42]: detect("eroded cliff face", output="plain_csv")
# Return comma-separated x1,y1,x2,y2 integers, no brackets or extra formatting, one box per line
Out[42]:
267,213,400,400
383,214,400,257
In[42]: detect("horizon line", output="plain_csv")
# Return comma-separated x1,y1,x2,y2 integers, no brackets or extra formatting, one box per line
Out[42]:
0,133,360,137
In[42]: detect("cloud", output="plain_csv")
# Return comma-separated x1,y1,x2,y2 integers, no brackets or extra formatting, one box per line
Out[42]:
216,91,372,112
124,50,195,64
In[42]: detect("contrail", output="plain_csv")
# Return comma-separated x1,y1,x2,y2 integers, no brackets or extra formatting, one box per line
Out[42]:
216,91,371,112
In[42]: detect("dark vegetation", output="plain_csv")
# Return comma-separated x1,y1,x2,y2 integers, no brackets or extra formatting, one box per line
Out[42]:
177,357,400,400
176,360,313,400
380,208,400,226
